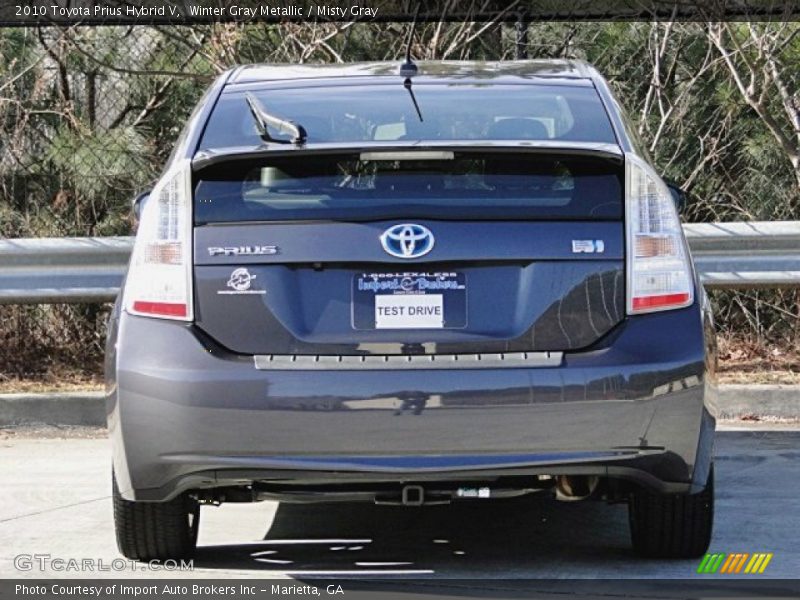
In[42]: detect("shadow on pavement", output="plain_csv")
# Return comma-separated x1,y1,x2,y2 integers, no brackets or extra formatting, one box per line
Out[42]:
193,493,635,576
191,433,800,583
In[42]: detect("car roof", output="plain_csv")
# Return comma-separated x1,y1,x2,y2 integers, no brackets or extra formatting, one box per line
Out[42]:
227,60,596,86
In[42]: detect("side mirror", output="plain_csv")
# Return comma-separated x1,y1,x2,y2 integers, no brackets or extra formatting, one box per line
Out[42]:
132,190,150,221
665,180,688,212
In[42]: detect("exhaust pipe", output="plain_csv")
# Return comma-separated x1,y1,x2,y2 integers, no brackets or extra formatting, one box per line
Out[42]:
555,475,599,501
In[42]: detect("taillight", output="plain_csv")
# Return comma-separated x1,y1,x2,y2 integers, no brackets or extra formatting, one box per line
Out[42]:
625,153,694,314
124,159,193,321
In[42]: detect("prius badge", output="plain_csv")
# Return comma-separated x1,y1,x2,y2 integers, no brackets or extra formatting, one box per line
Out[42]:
208,245,278,257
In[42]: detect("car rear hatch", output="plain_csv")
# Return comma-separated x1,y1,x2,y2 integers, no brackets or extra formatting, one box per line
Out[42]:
191,146,626,356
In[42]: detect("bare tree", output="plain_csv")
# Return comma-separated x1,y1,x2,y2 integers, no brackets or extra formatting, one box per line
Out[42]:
707,22,800,189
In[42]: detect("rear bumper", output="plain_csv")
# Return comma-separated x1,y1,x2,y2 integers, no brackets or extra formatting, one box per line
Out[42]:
106,303,717,501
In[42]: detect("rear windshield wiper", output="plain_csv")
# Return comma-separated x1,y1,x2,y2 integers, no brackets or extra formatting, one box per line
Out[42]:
245,92,307,146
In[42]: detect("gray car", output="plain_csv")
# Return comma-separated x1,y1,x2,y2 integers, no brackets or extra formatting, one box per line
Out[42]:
106,60,716,561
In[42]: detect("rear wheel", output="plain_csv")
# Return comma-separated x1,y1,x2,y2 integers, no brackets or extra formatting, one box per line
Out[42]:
112,473,199,561
629,466,714,558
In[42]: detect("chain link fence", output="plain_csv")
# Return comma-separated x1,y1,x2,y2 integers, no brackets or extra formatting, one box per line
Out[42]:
1,21,799,382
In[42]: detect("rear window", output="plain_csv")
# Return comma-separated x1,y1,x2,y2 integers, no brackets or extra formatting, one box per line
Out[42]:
194,151,623,223
199,83,617,148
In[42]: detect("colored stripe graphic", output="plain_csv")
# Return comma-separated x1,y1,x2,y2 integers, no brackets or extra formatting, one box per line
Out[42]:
701,552,773,575
696,553,714,573
712,553,726,573
745,554,760,573
758,553,773,573
734,553,749,573
698,553,726,574
720,553,736,573
727,553,747,573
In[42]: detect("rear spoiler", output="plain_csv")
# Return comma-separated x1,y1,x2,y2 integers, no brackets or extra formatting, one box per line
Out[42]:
192,141,623,170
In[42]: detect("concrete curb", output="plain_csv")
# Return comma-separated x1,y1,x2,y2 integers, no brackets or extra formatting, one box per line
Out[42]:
0,391,105,427
0,386,797,427
716,384,798,419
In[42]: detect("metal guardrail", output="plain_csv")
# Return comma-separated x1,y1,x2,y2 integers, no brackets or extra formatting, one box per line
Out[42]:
0,236,131,304
684,221,800,290
1,221,799,304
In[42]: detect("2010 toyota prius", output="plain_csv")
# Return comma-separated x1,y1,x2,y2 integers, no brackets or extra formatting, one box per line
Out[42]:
107,60,717,561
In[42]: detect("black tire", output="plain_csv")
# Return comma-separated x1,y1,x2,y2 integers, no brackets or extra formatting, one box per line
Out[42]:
112,473,199,561
629,466,714,558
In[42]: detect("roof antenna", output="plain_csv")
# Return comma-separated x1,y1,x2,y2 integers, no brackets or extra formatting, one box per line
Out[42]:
399,4,420,79
400,4,423,122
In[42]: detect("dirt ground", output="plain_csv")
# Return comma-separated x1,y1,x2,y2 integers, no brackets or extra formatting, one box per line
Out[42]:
0,374,104,393
716,336,800,384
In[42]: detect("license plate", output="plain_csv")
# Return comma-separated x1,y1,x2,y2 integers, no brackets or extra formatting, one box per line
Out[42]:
352,272,467,330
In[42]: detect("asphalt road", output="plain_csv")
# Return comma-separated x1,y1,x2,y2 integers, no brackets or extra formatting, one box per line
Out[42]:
1,428,799,584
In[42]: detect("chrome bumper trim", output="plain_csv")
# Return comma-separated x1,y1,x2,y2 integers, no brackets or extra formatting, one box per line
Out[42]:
254,351,563,371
